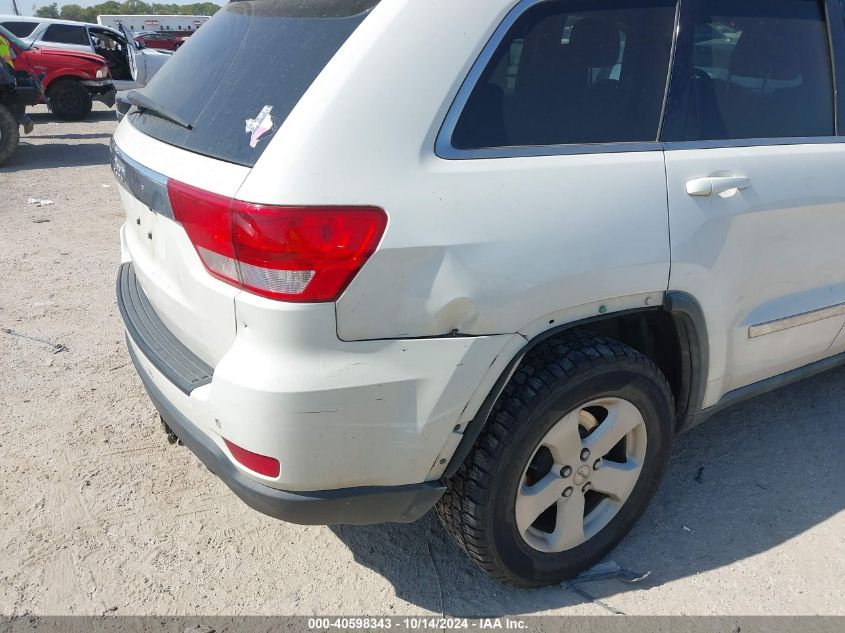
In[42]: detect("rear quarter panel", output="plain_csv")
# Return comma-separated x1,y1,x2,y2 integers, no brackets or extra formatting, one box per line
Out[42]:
237,0,671,341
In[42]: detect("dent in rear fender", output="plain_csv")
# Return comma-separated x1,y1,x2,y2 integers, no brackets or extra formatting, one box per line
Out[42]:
224,0,669,343
333,157,669,340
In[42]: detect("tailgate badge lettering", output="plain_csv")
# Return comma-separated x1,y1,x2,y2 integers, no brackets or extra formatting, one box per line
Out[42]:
112,155,127,185
245,105,274,149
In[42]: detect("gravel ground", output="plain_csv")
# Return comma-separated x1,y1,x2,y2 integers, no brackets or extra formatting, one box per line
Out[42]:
1,105,843,617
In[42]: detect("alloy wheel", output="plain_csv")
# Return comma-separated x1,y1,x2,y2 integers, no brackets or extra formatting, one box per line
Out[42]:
515,397,647,553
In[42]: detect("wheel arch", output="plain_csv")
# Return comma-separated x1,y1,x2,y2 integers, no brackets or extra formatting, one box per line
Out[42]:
442,291,709,479
43,72,87,93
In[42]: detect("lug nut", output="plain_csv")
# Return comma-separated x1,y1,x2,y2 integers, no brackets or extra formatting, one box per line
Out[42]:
580,448,590,461
560,465,572,478
562,486,573,498
582,482,592,493
593,459,602,470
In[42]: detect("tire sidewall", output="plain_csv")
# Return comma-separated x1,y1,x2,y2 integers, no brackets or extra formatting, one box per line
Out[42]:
486,365,673,585
0,103,20,165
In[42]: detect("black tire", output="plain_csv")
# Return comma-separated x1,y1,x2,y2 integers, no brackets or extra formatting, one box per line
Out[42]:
8,99,24,121
47,79,92,121
0,103,19,166
436,332,675,587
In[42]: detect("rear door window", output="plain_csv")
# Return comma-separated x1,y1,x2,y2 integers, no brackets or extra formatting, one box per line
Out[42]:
128,0,380,167
450,0,677,150
42,24,90,46
1,22,37,37
664,0,835,141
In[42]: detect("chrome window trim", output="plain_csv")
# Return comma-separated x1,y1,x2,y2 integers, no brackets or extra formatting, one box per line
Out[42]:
663,136,845,151
435,0,541,160
438,142,663,160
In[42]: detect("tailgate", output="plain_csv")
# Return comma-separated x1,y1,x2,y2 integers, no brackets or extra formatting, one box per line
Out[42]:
112,121,250,367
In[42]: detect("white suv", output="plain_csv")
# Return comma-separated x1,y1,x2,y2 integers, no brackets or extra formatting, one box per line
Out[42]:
113,0,845,586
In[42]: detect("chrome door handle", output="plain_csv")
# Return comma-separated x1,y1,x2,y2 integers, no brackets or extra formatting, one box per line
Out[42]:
686,176,751,197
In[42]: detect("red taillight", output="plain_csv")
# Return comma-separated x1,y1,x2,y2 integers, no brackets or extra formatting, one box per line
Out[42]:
224,439,280,478
167,180,239,285
167,179,387,302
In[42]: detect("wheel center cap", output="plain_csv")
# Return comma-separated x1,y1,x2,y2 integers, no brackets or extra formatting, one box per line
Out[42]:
573,464,592,486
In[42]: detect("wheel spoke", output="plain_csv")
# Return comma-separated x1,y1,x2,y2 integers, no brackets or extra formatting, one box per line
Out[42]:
590,460,642,501
541,410,583,464
515,471,566,535
582,400,643,457
549,490,586,551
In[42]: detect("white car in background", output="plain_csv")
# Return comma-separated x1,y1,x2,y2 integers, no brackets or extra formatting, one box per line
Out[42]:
0,16,171,90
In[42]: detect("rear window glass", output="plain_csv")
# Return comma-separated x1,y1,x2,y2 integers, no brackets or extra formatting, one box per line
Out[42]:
128,0,380,167
1,22,37,37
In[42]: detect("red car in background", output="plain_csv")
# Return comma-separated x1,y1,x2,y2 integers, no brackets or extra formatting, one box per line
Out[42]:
133,31,183,51
1,24,115,121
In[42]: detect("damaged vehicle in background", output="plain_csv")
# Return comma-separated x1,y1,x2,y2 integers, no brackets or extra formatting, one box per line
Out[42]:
0,16,171,91
0,24,114,121
0,52,42,164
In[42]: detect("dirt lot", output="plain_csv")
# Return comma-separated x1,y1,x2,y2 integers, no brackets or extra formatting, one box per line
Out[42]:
0,104,843,617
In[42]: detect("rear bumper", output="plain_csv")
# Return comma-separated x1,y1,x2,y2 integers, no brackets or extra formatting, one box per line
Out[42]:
128,341,445,524
117,261,447,524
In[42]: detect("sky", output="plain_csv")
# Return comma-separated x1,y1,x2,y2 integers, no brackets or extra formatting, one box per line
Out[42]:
1,0,222,15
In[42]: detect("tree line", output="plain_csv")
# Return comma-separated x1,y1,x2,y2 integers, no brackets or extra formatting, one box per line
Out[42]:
35,1,221,23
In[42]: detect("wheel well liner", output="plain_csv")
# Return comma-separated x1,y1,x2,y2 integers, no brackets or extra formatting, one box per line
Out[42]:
442,292,708,478
45,75,84,92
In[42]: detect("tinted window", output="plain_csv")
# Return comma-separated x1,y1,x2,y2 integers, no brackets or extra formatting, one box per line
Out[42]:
452,0,677,150
1,22,37,37
42,24,90,46
667,0,834,141
129,0,380,167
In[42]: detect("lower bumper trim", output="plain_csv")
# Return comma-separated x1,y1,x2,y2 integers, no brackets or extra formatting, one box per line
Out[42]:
126,341,446,525
116,262,212,395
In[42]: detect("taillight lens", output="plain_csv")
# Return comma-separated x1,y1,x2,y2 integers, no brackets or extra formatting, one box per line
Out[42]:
167,180,239,285
167,179,387,302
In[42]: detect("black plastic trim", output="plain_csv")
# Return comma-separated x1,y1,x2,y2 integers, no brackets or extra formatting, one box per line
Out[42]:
827,0,845,134
117,262,212,395
663,291,708,431
699,350,845,422
91,85,116,108
443,305,665,479
126,342,445,525
443,293,711,477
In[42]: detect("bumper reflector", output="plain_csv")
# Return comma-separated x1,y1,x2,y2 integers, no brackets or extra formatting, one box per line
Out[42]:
224,439,280,478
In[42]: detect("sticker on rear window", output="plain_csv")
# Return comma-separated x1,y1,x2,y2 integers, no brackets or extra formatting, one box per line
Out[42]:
245,105,274,149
